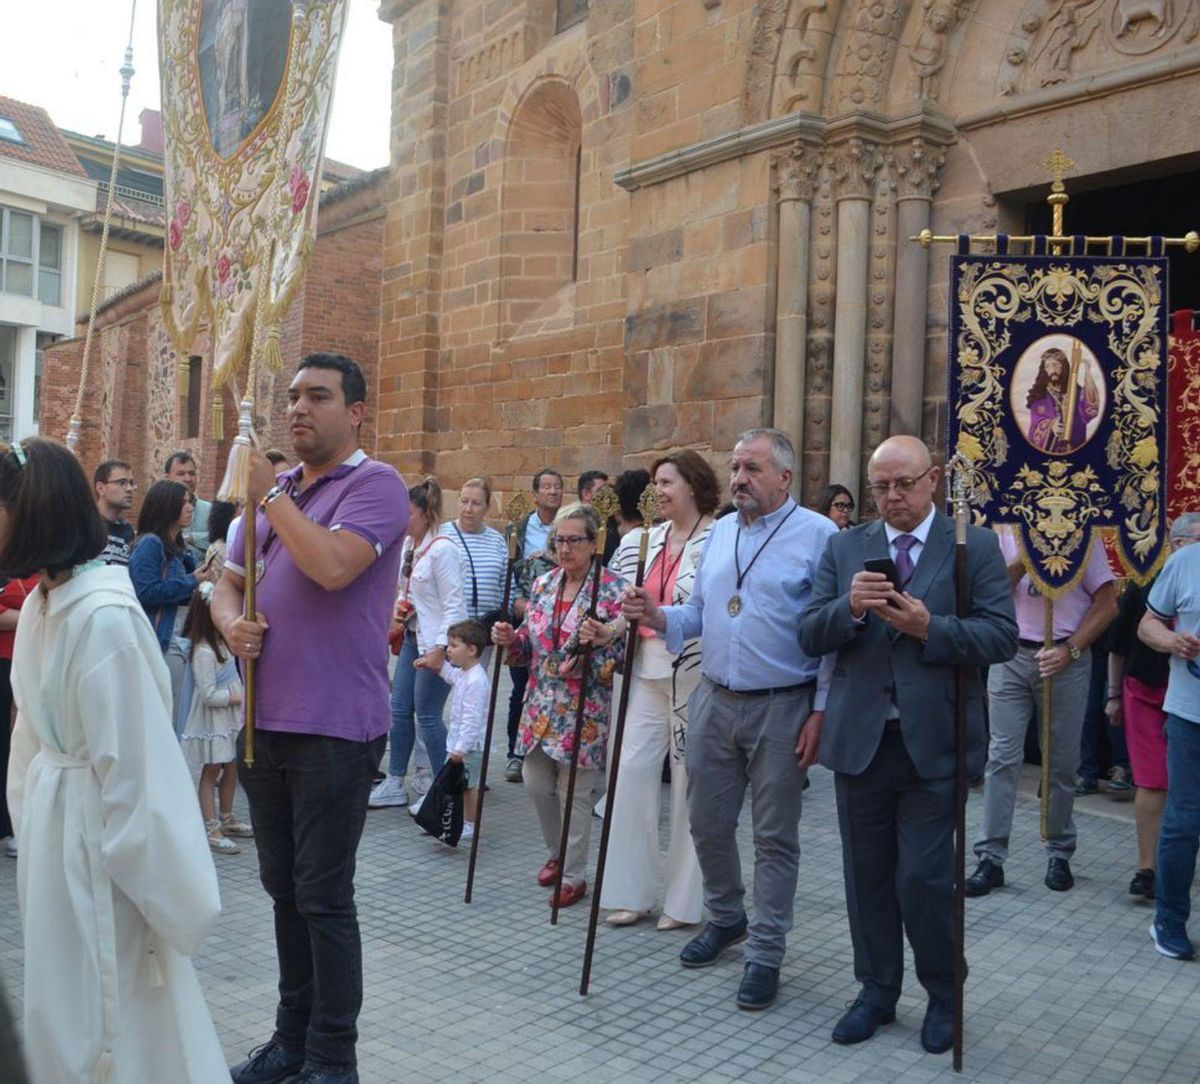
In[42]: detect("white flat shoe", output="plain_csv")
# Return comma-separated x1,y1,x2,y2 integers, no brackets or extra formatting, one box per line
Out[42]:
656,914,694,931
605,909,645,926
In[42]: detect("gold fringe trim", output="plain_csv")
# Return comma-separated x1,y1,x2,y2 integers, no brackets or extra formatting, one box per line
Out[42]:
212,392,224,441
261,324,283,374
177,355,191,396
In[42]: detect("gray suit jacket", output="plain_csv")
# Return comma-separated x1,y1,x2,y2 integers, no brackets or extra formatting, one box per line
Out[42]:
799,512,1018,781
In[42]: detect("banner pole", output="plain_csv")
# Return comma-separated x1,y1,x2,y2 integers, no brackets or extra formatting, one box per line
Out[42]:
1040,600,1054,840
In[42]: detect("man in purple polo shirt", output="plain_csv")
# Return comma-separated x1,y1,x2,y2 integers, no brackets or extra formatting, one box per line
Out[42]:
213,353,408,1084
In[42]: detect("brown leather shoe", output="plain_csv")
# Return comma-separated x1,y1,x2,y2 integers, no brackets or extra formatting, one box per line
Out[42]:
548,880,587,908
537,859,560,887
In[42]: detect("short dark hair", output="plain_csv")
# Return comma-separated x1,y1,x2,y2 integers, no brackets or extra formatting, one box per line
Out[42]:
613,469,651,523
208,500,239,546
297,352,367,406
163,450,196,475
94,458,132,487
264,448,289,467
0,439,107,578
532,468,562,491
137,480,190,557
577,470,608,499
448,619,488,655
651,449,721,516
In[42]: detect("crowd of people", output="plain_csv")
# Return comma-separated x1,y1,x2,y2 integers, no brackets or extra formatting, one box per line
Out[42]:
1,350,1199,1084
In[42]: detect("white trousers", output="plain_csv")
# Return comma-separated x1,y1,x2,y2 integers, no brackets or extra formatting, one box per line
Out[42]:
598,668,703,922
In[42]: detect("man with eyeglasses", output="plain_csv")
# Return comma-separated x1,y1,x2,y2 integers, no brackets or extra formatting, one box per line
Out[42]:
801,435,1017,1054
966,525,1116,905
93,459,136,567
624,428,835,1013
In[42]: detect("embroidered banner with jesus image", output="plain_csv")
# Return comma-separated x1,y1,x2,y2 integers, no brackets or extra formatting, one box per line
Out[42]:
947,250,1170,597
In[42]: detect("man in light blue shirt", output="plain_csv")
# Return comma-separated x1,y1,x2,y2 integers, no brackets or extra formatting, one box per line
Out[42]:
625,428,835,1012
1139,526,1200,961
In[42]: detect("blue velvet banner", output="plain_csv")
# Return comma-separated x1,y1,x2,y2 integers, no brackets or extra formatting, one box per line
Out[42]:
947,253,1169,595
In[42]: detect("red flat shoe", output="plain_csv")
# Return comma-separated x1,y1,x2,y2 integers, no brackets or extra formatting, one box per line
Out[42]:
549,880,587,908
537,859,560,887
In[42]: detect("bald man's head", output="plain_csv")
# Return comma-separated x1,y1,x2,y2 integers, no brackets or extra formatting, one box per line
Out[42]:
866,436,939,532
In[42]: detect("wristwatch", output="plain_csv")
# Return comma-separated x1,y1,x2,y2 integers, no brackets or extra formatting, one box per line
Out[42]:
259,484,286,509
1066,641,1081,662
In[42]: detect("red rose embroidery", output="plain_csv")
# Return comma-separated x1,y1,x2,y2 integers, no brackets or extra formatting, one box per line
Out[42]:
289,164,310,215
168,219,182,251
217,253,231,283
176,200,192,226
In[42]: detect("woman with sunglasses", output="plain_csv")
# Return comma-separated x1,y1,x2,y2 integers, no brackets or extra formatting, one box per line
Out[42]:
492,503,625,909
2,439,224,1082
818,483,856,530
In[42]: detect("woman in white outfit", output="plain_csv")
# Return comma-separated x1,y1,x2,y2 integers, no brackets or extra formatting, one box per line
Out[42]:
594,449,719,929
2,438,225,1084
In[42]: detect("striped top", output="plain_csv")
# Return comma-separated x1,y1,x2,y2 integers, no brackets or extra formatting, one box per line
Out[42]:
440,521,509,618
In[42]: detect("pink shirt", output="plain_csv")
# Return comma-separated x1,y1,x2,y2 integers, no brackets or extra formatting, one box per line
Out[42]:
998,531,1114,641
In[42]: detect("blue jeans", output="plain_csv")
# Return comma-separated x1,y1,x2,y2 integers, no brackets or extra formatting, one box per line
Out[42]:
238,729,386,1071
389,636,449,777
1156,714,1200,929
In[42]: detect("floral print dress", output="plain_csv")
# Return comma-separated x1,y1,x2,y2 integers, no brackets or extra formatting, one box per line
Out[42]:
508,565,625,771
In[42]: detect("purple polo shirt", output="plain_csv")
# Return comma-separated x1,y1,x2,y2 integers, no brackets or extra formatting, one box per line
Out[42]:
226,450,408,741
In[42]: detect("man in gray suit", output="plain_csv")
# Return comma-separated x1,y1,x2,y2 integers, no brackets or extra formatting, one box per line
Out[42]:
800,436,1017,1054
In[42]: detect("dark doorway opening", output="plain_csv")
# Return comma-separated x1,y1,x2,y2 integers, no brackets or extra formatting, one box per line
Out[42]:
1026,168,1200,313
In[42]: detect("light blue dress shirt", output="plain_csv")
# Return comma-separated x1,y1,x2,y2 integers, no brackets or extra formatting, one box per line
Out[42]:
523,512,553,557
662,497,838,703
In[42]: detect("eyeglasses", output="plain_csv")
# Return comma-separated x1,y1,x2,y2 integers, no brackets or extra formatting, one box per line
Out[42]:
867,466,933,499
831,501,854,512
554,534,591,549
107,478,137,488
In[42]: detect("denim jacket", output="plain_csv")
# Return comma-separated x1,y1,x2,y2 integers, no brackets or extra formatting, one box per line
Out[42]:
128,534,198,652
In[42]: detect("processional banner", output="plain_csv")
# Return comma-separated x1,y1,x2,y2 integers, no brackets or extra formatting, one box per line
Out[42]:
158,0,348,395
1168,310,1200,519
947,245,1169,595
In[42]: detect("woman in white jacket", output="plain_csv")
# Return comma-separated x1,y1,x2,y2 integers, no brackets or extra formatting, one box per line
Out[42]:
597,449,720,929
2,437,225,1084
370,476,467,809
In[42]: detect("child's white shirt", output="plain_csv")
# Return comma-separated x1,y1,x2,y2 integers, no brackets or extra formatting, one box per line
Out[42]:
439,661,490,755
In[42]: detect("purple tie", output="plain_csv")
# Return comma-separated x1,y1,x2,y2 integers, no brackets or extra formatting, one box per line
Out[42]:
894,534,918,589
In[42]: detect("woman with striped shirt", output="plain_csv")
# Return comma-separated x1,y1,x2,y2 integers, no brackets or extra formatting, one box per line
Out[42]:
443,477,507,627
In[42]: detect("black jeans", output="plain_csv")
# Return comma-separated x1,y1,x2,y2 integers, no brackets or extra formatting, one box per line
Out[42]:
238,729,385,1071
0,658,12,839
507,665,529,757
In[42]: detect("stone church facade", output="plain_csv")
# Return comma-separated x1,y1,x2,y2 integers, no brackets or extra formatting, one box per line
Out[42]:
377,0,1200,507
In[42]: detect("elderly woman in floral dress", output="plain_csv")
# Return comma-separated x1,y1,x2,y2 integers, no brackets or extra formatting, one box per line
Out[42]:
492,503,625,909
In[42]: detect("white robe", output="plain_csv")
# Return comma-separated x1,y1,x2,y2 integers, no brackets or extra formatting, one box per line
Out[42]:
6,566,227,1084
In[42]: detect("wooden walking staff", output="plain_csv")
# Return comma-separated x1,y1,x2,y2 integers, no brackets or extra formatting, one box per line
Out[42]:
948,456,970,1073
550,485,618,926
581,483,659,995
464,489,531,905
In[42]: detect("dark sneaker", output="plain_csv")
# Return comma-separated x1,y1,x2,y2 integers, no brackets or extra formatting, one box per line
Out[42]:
1150,920,1195,960
1129,868,1156,900
964,857,1004,897
230,1041,305,1084
1105,765,1134,800
1073,776,1098,796
1045,857,1074,891
291,1071,359,1084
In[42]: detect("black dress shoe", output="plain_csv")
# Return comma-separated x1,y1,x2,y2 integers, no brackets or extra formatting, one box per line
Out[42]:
292,1070,359,1084
1045,857,1074,891
831,998,896,1045
964,857,1004,897
921,999,954,1054
230,1041,305,1084
679,916,749,968
736,962,779,1010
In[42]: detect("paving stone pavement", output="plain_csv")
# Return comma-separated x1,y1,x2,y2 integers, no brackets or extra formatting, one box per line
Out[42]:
2,722,1199,1083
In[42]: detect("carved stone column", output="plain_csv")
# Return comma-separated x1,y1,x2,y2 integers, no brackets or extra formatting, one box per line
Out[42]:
829,135,881,501
889,136,945,440
772,141,820,484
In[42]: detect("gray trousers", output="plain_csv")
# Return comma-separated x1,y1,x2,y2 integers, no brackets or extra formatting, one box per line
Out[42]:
686,679,811,969
523,743,604,884
975,646,1092,863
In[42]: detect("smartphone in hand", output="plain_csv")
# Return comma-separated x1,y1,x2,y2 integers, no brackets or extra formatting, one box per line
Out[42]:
863,557,900,590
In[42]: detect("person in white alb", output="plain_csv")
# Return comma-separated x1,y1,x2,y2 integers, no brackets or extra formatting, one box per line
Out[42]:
417,618,491,842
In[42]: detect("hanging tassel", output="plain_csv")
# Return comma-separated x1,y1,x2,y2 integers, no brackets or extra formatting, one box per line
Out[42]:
177,356,191,396
159,281,172,305
212,391,224,440
217,399,256,503
261,323,283,373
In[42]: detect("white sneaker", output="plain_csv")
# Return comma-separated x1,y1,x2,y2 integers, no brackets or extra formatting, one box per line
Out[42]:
368,775,408,808
408,793,425,817
460,822,475,842
412,767,433,795
4,837,16,858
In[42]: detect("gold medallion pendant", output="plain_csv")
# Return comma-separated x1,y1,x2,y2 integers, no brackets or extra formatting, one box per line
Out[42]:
727,594,743,617
544,655,560,677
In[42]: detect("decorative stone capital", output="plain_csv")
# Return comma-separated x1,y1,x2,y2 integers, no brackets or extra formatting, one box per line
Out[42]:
829,137,882,202
889,137,946,201
773,141,822,204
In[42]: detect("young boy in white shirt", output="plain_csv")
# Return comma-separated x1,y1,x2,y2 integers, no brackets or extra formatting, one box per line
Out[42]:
420,619,491,841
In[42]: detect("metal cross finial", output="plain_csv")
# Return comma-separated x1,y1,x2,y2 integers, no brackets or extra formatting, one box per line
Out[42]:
1044,148,1075,193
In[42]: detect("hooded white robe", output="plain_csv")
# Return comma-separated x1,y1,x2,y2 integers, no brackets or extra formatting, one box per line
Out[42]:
6,565,227,1084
